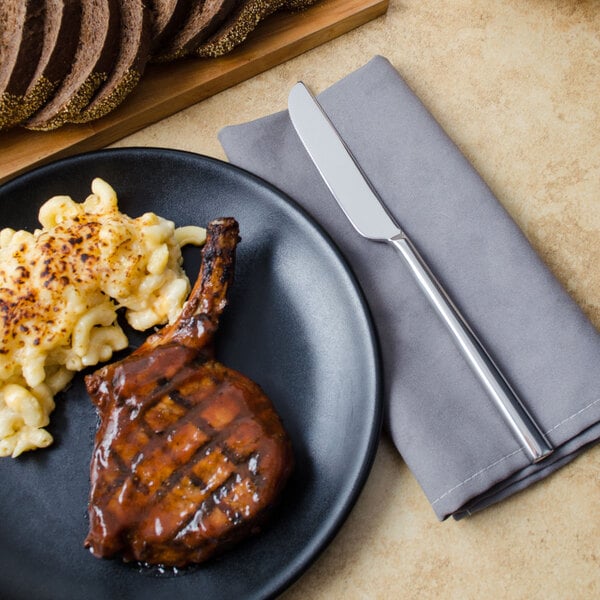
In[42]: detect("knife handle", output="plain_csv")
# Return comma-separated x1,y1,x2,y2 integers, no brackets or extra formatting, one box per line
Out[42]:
389,233,553,463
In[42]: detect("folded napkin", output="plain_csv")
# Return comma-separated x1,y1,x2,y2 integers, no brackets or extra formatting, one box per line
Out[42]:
219,56,600,520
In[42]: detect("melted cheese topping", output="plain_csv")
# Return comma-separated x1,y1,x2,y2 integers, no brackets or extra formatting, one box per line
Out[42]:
0,178,206,457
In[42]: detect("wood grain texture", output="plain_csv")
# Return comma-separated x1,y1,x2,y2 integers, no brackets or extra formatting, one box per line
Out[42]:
0,0,388,185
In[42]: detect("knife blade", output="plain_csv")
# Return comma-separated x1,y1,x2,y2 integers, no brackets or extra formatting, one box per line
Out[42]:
288,81,553,463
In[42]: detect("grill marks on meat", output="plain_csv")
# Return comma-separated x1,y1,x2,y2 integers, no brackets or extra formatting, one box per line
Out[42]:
84,217,293,566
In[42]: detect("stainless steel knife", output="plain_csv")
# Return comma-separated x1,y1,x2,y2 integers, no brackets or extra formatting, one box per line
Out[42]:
288,81,553,463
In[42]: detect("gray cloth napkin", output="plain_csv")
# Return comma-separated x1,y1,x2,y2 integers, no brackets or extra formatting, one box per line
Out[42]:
218,55,600,520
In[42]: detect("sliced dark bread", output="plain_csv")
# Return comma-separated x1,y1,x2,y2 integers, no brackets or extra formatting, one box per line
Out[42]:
154,0,237,61
72,0,151,123
0,1,46,131
194,0,287,58
16,0,83,127
148,0,193,54
25,0,120,131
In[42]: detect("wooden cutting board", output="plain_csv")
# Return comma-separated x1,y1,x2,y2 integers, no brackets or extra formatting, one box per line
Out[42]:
0,0,388,185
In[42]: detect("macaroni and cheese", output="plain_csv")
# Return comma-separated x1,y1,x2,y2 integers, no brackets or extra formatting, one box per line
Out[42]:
0,178,206,457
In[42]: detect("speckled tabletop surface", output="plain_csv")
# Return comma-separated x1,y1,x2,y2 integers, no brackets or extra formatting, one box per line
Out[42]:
113,1,600,597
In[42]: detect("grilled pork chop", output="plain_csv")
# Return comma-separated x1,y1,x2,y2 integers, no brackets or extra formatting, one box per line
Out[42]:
84,217,294,566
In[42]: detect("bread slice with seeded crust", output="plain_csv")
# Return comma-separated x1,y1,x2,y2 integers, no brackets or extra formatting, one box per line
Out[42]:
194,0,284,58
0,1,46,131
148,0,196,54
281,0,319,9
72,0,151,123
194,0,319,59
14,0,83,128
24,0,120,131
154,0,237,62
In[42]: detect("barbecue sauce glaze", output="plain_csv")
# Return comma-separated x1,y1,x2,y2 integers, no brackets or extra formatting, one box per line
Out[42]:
84,218,293,566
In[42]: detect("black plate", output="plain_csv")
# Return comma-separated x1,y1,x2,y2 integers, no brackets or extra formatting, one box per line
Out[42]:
0,148,381,600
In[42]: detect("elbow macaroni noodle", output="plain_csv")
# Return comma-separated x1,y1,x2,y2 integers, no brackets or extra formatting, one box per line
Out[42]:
0,178,206,457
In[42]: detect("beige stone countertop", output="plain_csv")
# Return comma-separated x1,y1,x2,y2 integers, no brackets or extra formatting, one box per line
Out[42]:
114,1,600,598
